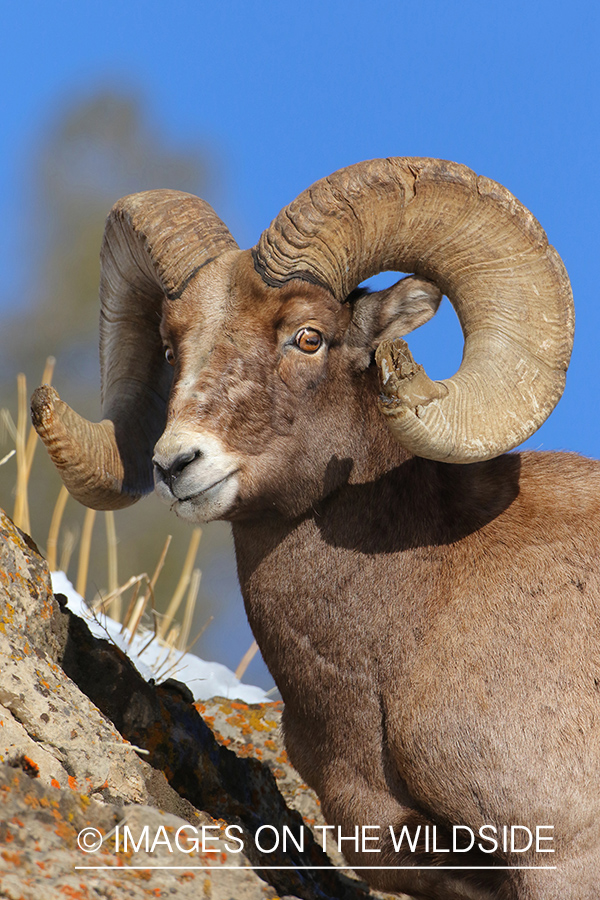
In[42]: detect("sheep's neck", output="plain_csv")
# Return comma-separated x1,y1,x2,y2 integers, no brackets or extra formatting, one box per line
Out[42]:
231,443,521,706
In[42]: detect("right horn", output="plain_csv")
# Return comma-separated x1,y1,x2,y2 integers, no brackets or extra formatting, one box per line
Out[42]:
255,158,574,462
31,190,239,509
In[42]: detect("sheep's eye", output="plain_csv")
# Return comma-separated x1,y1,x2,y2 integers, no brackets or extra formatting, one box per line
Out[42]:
295,327,322,353
165,347,175,365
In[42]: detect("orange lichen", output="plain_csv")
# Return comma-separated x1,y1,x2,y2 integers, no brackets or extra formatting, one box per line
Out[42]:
54,819,75,842
59,887,90,899
20,756,40,778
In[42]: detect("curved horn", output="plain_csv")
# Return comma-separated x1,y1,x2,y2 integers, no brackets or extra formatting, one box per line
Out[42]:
255,158,574,462
31,190,239,509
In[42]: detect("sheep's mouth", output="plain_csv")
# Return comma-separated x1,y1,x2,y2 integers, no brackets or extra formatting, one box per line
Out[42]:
159,467,241,524
174,469,240,505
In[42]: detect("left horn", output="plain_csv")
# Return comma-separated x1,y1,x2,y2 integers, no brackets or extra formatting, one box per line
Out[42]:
31,190,239,509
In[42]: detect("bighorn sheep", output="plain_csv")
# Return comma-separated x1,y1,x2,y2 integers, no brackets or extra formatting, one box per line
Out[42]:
31,158,600,900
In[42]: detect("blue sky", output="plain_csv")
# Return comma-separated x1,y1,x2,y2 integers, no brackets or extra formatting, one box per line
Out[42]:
3,0,599,453
2,1,599,683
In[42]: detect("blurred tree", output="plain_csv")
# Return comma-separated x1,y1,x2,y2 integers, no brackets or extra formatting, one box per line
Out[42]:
7,89,205,379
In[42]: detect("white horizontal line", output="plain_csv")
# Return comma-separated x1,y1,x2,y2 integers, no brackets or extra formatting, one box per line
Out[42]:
75,865,557,871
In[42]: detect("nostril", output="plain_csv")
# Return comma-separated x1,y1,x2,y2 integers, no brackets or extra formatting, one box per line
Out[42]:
170,449,201,477
153,449,202,488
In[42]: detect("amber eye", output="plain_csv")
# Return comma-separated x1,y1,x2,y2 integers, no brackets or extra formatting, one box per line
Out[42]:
294,327,322,353
165,347,175,365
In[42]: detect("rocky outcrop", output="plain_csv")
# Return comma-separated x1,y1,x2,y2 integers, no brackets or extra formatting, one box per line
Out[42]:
0,764,277,900
0,510,164,808
0,509,398,900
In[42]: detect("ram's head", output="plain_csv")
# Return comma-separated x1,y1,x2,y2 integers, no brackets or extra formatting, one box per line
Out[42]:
31,158,573,522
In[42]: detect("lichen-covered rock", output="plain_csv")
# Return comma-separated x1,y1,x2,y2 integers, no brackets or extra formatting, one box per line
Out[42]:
0,510,289,898
0,763,280,900
0,509,66,660
0,508,170,807
0,508,398,899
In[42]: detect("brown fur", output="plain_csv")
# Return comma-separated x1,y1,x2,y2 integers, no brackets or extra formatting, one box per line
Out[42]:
157,252,600,899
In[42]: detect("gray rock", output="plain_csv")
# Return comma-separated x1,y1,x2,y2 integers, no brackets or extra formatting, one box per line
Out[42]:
0,508,162,806
0,509,399,899
0,763,279,900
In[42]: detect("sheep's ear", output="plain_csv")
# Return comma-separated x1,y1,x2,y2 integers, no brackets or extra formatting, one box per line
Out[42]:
347,275,442,366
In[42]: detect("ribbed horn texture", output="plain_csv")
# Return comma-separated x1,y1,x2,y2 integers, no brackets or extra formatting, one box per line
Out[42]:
255,158,574,462
31,190,239,509
30,385,137,510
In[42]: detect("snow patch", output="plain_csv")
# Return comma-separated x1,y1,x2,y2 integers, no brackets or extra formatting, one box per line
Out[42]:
51,570,269,704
